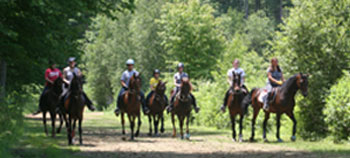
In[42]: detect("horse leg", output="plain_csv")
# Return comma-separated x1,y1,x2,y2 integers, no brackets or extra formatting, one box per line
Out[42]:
239,114,244,142
230,115,236,142
178,115,184,139
249,107,260,142
148,115,152,136
286,111,297,141
121,112,125,135
135,115,141,137
171,113,176,137
72,119,77,144
56,112,63,134
67,115,73,145
50,111,56,138
185,114,190,140
263,112,270,142
160,114,165,133
128,115,134,140
79,118,83,145
154,115,159,136
276,113,283,142
43,112,48,136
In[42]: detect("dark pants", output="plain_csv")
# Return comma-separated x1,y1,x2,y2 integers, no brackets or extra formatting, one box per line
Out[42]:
38,86,49,111
223,85,248,107
116,87,147,111
146,91,169,106
170,87,198,108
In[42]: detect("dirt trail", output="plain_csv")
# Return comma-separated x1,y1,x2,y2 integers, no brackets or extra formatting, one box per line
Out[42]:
26,112,316,158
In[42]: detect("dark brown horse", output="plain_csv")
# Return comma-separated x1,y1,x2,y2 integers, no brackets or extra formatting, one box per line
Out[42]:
171,77,193,139
223,72,246,142
147,81,167,136
120,73,142,140
39,77,64,137
243,73,309,142
62,74,85,145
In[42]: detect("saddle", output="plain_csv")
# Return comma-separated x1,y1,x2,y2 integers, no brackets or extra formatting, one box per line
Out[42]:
258,88,279,103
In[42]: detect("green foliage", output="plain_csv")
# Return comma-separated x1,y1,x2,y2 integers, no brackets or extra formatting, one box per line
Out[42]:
218,9,245,40
157,0,225,79
324,71,350,142
271,0,350,139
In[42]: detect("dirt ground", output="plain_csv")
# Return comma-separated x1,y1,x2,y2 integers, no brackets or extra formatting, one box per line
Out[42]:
26,112,319,158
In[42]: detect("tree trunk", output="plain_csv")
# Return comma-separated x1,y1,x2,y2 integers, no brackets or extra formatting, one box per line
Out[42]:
255,0,260,11
0,59,6,101
244,0,249,19
275,0,283,23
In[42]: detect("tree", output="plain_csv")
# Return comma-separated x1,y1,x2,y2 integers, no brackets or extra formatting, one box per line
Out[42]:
271,0,350,139
157,0,225,79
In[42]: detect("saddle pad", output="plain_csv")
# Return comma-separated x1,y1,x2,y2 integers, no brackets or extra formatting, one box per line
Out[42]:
258,89,268,103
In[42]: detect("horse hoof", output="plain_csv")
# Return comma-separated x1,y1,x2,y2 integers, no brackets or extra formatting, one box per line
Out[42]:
277,138,283,143
155,133,160,137
249,137,255,142
263,138,269,142
185,134,190,140
232,138,236,142
160,128,165,133
147,133,152,137
135,133,139,137
239,138,243,143
79,141,83,145
291,136,296,142
180,135,184,140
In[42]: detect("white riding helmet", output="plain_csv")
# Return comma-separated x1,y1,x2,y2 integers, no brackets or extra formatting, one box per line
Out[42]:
126,59,135,65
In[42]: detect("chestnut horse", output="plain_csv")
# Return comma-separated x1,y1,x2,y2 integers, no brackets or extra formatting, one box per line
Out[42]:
147,81,167,136
171,77,193,139
120,73,142,140
39,77,64,137
62,74,85,145
223,72,247,142
243,73,308,142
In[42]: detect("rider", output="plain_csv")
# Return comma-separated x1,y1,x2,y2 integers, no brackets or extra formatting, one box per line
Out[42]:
263,57,285,110
145,69,169,107
114,59,150,116
34,60,62,114
62,57,96,111
220,59,248,112
167,63,200,113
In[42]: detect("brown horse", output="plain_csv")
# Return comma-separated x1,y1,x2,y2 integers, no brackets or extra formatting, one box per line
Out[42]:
120,73,142,140
62,74,85,145
223,72,247,142
171,77,193,139
147,81,167,136
243,73,309,142
39,77,64,137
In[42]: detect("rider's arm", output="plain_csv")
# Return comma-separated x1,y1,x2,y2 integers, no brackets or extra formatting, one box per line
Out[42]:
174,78,181,87
62,69,70,84
150,79,155,91
77,68,82,77
227,76,232,86
241,76,245,87
121,80,127,88
281,73,285,82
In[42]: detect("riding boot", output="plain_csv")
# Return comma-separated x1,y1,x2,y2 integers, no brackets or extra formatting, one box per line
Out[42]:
263,92,271,110
83,92,95,111
167,96,175,113
190,94,200,113
221,90,230,112
140,92,150,115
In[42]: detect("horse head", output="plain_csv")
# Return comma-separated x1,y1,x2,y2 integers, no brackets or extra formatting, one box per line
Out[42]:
296,73,309,97
130,73,142,93
180,77,190,100
232,72,242,93
70,73,83,94
53,77,64,95
156,80,167,95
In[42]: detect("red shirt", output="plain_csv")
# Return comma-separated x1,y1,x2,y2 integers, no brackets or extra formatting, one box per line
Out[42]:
45,68,62,86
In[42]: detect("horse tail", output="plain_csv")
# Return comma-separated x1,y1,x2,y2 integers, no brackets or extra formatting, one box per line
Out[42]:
242,88,257,115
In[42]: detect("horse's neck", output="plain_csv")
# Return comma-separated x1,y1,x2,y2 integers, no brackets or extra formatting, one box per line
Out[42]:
280,78,299,100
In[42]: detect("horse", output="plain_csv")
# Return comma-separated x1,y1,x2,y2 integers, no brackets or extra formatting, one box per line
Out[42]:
147,81,167,136
171,77,193,139
39,77,64,137
62,74,85,145
120,73,143,140
222,72,247,142
242,73,309,142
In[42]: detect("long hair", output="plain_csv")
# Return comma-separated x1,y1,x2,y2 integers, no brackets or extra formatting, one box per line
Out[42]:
269,58,282,72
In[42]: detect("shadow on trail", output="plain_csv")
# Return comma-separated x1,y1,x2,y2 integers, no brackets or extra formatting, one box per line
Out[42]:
75,150,313,158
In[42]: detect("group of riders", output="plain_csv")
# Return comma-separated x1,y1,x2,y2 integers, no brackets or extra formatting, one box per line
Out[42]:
35,57,285,115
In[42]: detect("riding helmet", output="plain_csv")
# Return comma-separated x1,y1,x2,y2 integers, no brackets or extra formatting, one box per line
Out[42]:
154,69,160,74
126,59,135,65
177,62,184,68
68,57,76,63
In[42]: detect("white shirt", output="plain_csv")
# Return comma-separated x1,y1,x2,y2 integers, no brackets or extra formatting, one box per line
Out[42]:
121,69,139,87
227,67,245,85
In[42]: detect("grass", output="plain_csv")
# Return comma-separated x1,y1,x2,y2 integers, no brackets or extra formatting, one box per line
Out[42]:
5,109,350,158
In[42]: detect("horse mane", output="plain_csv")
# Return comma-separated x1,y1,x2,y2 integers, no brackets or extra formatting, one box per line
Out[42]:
280,74,299,94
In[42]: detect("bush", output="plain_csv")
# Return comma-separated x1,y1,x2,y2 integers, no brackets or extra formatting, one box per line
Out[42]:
324,71,350,142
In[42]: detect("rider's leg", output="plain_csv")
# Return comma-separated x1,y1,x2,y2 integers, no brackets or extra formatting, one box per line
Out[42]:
190,93,200,113
140,91,150,114
221,89,230,111
145,91,154,106
167,87,178,113
35,86,49,114
263,84,272,110
242,85,249,95
114,88,126,115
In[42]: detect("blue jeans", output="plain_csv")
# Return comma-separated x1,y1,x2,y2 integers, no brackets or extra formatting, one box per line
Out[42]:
116,87,147,111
